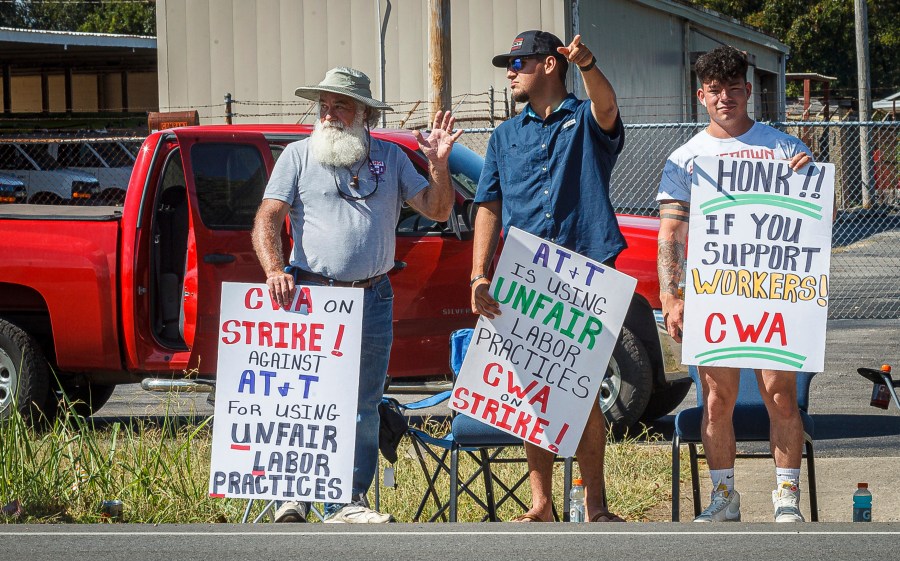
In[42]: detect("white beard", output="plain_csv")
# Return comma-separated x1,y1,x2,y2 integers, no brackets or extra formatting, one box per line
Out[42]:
309,113,368,168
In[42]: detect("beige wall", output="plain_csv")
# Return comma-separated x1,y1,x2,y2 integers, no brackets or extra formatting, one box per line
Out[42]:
128,72,161,112
2,71,158,113
157,0,568,125
11,76,42,112
156,0,787,125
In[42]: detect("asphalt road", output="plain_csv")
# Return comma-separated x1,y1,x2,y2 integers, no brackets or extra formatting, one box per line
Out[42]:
4,523,900,561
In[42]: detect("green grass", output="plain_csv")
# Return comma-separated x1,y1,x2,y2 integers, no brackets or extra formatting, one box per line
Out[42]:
0,403,685,523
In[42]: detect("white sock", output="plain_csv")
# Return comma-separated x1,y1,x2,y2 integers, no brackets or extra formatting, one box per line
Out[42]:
776,468,801,488
709,468,735,492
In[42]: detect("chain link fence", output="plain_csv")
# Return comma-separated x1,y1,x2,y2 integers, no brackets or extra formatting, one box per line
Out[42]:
1,121,896,319
0,137,143,206
460,121,900,320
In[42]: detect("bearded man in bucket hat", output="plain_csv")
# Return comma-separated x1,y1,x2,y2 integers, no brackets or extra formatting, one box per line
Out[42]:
471,30,626,523
253,67,462,523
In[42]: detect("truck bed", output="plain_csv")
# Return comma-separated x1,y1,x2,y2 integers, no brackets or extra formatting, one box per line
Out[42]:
0,204,123,221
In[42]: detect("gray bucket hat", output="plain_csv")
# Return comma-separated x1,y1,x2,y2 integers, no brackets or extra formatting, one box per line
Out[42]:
294,67,393,111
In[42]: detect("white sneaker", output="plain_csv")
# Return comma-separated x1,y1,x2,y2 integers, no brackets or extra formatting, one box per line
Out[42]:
773,481,805,522
324,504,393,524
694,486,741,522
273,501,308,523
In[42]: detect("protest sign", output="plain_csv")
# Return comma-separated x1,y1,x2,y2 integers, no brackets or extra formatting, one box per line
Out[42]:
682,156,834,372
450,227,637,457
208,282,363,503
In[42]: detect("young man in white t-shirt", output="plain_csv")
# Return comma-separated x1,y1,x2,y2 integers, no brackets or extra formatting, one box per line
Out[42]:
656,46,813,523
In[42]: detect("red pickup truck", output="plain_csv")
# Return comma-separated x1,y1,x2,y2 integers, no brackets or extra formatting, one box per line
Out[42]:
0,125,687,429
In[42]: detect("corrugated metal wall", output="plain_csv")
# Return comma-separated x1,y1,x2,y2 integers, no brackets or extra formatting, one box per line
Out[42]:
158,0,567,123
157,0,787,125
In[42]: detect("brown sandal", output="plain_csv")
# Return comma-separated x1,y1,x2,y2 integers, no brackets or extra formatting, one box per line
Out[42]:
590,511,626,522
511,513,548,522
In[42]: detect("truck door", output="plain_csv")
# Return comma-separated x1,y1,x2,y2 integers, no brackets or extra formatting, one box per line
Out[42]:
172,130,275,373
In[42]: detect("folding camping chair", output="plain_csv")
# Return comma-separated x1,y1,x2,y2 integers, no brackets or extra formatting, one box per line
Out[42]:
671,366,819,521
400,328,575,522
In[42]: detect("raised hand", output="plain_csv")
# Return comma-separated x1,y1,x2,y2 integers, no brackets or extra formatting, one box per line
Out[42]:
557,34,594,69
413,111,464,164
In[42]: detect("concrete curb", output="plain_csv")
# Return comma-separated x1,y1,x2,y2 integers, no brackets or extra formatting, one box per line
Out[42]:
679,457,900,523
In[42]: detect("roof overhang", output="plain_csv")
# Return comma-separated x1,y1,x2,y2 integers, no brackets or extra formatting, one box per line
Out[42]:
786,73,838,83
0,27,156,74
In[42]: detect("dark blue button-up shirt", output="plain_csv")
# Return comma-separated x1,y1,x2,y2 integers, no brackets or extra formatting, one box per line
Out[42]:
475,94,627,263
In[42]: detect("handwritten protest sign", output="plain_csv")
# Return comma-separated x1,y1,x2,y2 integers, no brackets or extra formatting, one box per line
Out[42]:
682,156,834,372
208,282,362,502
450,227,637,457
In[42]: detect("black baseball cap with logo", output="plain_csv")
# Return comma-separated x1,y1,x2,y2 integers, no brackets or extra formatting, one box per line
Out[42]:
491,30,565,67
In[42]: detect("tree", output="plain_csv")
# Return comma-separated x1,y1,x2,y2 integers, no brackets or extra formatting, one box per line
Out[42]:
80,2,156,36
688,0,899,95
2,0,155,36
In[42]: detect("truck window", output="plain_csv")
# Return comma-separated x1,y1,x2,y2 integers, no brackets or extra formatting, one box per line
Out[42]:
396,153,446,236
57,143,105,168
0,144,33,170
17,143,61,170
189,143,267,230
270,145,284,162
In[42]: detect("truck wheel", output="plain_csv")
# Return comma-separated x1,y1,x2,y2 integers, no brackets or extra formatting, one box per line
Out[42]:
600,326,653,434
0,319,50,425
639,378,693,422
47,378,116,418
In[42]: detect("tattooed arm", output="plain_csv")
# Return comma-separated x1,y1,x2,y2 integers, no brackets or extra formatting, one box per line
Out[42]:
657,200,690,343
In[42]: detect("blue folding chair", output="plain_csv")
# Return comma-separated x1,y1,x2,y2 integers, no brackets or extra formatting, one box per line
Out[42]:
397,328,574,522
671,366,819,521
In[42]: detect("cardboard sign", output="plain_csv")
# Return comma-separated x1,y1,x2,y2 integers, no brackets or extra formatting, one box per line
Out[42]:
208,282,363,503
682,156,834,371
450,227,637,457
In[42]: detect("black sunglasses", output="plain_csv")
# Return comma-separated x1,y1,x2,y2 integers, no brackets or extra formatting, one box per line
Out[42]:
507,56,535,72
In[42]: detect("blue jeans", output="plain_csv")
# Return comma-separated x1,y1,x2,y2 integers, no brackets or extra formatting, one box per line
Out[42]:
321,276,393,514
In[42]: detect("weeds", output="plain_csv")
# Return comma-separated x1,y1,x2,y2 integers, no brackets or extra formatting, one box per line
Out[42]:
1,403,683,523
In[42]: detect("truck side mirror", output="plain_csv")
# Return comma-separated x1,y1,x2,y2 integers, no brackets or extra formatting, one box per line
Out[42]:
452,199,476,241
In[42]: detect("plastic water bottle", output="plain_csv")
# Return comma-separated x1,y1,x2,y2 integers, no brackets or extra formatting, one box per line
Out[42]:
853,483,872,522
569,478,585,522
870,365,893,409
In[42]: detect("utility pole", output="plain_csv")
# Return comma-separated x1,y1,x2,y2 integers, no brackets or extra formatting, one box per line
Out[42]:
428,0,451,118
855,0,873,207
377,0,392,128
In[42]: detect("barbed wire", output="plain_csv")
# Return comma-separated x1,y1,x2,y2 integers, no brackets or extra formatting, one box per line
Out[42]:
0,0,151,3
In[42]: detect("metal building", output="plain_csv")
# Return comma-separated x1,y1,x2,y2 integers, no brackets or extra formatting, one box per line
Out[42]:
156,0,788,125
0,27,158,117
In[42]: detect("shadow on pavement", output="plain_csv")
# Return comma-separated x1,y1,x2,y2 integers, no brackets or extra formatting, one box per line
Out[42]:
811,413,900,440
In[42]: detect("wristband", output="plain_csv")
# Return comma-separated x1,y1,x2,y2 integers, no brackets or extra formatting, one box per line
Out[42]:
579,56,596,72
470,274,487,287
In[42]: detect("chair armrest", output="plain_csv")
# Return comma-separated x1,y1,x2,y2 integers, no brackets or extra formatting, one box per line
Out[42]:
393,390,452,412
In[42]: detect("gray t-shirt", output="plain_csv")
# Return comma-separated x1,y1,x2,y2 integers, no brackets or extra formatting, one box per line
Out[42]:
264,137,429,280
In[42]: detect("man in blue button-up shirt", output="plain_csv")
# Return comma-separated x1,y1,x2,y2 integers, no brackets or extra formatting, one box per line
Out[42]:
470,30,626,523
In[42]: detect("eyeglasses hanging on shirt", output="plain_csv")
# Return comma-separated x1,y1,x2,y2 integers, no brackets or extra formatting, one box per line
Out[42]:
333,158,381,201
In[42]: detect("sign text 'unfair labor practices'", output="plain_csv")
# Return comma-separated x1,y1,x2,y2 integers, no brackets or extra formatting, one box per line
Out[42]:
452,228,636,457
209,282,362,503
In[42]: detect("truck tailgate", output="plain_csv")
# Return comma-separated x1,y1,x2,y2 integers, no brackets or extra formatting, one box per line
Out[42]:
0,206,123,372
